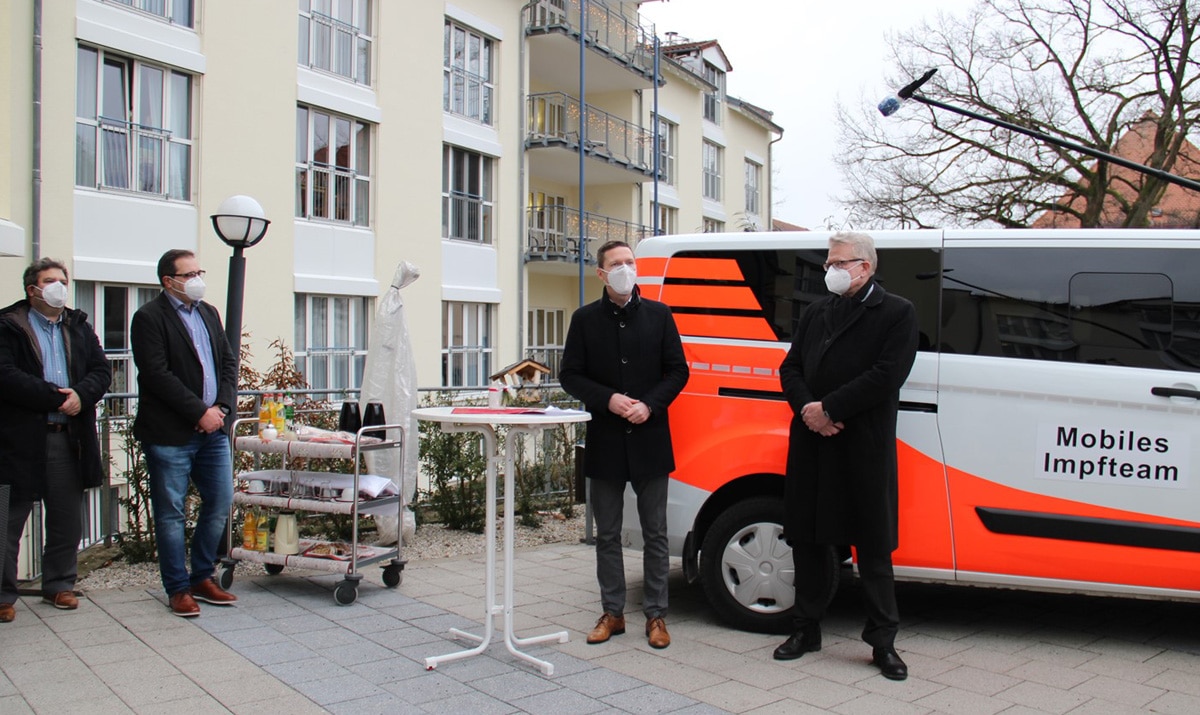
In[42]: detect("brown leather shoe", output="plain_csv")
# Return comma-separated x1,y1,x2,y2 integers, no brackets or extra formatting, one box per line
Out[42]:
169,591,200,618
43,591,79,610
0,603,14,623
586,613,626,644
646,616,670,649
190,578,237,605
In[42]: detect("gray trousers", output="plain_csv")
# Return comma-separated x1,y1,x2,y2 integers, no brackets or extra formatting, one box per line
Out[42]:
589,475,669,619
2,431,84,603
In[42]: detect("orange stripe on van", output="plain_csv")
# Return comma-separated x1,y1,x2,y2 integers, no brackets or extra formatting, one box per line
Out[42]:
662,285,764,310
673,314,777,340
665,257,745,281
946,466,1200,592
637,257,668,278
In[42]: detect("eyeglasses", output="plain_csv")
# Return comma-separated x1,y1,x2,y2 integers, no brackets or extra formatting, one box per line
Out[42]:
822,258,864,272
172,270,206,280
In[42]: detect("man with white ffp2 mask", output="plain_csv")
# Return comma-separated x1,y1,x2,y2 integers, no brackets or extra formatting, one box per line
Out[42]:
559,240,688,651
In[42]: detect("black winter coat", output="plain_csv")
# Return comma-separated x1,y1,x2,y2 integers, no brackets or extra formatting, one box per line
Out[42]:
779,281,918,552
0,301,112,500
131,293,238,445
560,288,689,482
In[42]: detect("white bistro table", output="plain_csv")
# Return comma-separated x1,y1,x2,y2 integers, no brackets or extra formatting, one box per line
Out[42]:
413,406,590,675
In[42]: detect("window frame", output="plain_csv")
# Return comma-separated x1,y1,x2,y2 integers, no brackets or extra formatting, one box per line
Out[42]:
656,117,677,185
104,0,194,28
442,145,495,244
443,19,495,125
442,301,494,387
298,0,374,85
294,293,372,391
295,105,373,226
702,140,723,201
744,159,762,217
75,44,194,201
73,280,158,410
527,307,566,379
701,61,725,124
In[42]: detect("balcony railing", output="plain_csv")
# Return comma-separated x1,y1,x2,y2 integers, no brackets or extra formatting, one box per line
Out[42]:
526,92,658,176
524,0,656,79
103,0,194,27
526,205,652,262
83,117,189,200
301,11,371,85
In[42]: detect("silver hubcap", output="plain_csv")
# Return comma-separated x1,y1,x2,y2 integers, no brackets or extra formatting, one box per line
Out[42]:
719,521,794,614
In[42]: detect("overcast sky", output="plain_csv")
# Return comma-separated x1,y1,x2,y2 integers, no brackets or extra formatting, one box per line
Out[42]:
638,0,963,230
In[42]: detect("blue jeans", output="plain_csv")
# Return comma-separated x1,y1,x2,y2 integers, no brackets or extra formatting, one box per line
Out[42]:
143,431,232,596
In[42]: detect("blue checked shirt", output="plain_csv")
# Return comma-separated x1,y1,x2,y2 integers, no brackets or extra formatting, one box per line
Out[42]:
29,307,70,424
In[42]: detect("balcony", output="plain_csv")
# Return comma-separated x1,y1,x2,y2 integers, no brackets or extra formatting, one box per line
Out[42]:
524,0,659,92
526,205,652,271
526,93,659,184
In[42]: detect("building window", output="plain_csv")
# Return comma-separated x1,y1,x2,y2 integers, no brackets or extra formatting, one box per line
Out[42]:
442,145,494,243
296,106,372,226
104,0,194,28
702,140,723,201
298,0,373,85
75,45,193,201
702,218,725,233
653,203,677,236
294,294,371,391
702,61,724,124
74,281,157,410
656,118,676,185
444,20,494,125
443,301,493,387
527,308,566,379
744,160,762,217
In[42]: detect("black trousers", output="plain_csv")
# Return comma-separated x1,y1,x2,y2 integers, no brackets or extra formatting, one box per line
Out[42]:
792,542,899,648
1,431,84,603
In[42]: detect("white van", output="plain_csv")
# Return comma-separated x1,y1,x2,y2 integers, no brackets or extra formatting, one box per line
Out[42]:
630,229,1200,632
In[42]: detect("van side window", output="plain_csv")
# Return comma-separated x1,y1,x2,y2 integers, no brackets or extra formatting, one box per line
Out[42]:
940,247,1200,370
669,248,941,347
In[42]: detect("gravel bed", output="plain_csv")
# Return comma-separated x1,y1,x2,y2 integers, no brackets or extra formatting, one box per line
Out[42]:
77,512,587,592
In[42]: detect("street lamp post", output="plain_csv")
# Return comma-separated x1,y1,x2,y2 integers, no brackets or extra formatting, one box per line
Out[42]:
210,194,270,365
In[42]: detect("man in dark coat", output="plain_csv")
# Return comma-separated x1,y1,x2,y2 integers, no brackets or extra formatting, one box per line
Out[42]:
131,249,239,617
773,232,919,681
560,240,689,649
0,258,111,622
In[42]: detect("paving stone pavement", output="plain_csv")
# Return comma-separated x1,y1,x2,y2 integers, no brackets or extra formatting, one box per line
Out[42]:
2,542,1200,713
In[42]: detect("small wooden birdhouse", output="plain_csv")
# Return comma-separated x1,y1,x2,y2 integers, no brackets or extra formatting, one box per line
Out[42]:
489,359,552,404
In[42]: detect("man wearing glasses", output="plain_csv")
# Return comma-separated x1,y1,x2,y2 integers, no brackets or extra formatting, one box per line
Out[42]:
131,249,238,617
773,232,919,680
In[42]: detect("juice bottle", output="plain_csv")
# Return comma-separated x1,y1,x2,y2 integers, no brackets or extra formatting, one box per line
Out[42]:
242,509,257,549
283,394,296,433
272,393,286,433
255,513,270,551
258,394,272,435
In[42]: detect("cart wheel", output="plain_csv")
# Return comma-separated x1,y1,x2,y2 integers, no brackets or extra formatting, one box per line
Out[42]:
382,565,403,588
264,563,285,576
217,565,235,590
334,581,358,606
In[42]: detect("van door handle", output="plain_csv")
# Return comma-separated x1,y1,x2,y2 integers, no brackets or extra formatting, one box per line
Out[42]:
1151,386,1200,399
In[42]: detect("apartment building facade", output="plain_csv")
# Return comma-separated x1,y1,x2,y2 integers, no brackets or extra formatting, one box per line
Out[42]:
1,0,780,578
3,0,780,394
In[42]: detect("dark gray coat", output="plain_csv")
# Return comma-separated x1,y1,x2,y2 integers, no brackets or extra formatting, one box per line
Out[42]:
560,288,689,482
779,281,918,552
0,301,112,500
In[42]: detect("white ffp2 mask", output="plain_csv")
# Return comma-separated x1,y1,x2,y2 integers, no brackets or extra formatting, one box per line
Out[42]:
605,264,637,295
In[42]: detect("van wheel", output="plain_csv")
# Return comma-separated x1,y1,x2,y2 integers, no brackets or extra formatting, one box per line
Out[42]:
700,497,839,634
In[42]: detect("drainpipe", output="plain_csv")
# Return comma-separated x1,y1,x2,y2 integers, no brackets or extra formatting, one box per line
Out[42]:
517,2,534,368
652,32,660,235
577,3,587,311
768,128,783,230
32,0,43,259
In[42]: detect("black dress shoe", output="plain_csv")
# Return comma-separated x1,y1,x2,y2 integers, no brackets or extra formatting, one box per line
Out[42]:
772,628,821,661
872,647,908,680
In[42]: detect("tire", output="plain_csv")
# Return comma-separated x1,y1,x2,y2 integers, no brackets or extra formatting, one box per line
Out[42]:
699,496,839,634
334,581,358,606
382,565,403,588
217,565,235,590
264,563,285,576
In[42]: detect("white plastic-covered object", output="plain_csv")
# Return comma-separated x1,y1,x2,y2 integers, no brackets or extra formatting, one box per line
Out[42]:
358,261,420,544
